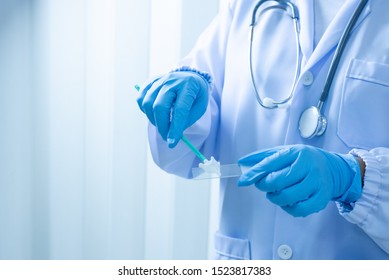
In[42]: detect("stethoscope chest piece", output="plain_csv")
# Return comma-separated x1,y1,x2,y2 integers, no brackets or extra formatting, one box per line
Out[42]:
298,106,327,139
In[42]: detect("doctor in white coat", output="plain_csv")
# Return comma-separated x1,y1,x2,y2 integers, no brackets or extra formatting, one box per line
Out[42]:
137,0,389,259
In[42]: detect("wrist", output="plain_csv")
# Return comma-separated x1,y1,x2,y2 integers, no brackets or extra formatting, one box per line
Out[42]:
355,156,366,187
170,66,213,89
333,154,363,204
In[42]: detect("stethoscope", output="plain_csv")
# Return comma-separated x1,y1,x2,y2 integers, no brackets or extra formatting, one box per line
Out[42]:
249,0,368,139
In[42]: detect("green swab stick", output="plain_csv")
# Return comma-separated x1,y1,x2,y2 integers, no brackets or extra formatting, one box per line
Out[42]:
181,135,207,163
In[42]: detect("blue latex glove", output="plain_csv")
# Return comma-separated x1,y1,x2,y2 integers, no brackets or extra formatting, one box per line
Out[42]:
238,145,362,217
137,71,209,148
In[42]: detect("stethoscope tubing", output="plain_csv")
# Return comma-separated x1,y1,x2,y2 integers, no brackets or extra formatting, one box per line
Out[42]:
249,0,301,108
250,0,368,138
319,0,368,105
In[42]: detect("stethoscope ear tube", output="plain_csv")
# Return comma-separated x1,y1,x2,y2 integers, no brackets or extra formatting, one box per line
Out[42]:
298,0,367,139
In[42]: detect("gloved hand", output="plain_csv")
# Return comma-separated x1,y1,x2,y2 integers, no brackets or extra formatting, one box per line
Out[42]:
137,71,209,148
238,144,362,217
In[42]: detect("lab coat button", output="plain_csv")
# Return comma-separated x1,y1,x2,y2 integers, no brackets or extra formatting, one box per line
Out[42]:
277,244,293,260
302,71,314,86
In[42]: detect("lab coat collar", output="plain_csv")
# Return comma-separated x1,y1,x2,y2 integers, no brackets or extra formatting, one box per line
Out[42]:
297,0,371,72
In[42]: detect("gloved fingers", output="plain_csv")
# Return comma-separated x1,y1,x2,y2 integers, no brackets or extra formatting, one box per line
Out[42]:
138,78,165,126
153,88,177,141
281,190,329,217
136,79,156,113
238,146,287,167
265,176,315,207
238,147,296,187
238,168,268,187
254,159,308,192
167,80,208,148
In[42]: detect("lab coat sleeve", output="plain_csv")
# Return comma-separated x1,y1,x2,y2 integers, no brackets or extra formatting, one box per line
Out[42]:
338,148,389,254
147,1,234,178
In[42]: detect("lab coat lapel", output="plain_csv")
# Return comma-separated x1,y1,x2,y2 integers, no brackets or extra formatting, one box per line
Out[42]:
297,0,314,66
300,0,371,72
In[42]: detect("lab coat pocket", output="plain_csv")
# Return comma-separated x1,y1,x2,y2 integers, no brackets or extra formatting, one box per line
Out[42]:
214,231,251,260
338,59,389,149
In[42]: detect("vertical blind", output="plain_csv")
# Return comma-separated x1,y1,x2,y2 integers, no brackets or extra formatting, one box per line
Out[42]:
0,0,228,259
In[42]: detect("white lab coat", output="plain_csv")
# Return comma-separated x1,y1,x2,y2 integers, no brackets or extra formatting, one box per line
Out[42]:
147,0,389,259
